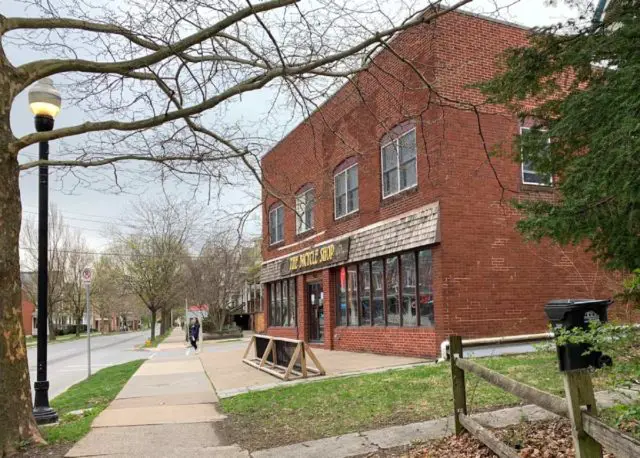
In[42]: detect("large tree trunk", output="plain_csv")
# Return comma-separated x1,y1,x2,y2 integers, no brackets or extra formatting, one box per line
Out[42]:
159,308,166,336
150,309,156,340
0,109,43,453
75,316,81,337
47,314,56,342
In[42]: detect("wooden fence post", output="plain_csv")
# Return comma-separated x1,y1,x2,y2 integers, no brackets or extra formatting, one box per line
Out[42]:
563,369,602,458
450,335,467,435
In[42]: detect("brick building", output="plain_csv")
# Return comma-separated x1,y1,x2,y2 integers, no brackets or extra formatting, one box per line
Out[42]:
259,10,617,358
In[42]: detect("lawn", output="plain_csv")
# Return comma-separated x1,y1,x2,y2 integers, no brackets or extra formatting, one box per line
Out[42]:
220,351,616,451
25,333,105,348
39,359,145,445
142,330,172,348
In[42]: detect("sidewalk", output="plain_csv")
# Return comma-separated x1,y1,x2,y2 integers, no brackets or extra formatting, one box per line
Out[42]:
65,328,248,457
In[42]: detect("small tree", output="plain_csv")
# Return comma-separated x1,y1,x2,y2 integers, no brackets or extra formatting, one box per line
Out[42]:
64,233,93,336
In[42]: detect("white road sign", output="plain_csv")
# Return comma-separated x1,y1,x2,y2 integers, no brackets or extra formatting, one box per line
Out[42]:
82,267,92,285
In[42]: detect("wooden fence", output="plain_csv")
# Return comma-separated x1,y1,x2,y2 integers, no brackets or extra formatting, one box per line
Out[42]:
449,335,640,458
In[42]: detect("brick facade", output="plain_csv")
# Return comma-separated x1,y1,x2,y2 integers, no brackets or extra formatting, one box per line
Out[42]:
260,11,620,358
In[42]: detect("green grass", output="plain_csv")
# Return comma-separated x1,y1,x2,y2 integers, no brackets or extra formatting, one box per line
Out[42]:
220,351,617,450
26,333,106,348
42,359,145,444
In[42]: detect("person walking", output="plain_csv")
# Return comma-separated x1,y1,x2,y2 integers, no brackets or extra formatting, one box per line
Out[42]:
188,318,200,355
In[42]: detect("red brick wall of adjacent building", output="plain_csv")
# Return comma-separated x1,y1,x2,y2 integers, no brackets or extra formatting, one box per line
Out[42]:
261,11,620,357
21,293,35,336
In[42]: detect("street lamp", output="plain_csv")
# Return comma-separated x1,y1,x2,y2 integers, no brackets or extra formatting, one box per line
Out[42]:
28,77,61,425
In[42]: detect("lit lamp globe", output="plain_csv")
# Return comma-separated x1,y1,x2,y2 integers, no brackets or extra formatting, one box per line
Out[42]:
28,78,62,132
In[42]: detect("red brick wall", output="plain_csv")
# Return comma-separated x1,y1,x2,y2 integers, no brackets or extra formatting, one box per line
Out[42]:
261,11,620,357
21,292,34,336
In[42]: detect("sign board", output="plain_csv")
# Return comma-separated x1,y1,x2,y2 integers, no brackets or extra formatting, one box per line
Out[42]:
280,238,350,276
187,304,209,319
82,267,92,285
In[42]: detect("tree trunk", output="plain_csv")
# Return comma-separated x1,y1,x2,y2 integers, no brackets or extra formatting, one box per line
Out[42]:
159,308,166,336
0,103,44,453
47,314,56,342
150,309,156,340
76,316,81,337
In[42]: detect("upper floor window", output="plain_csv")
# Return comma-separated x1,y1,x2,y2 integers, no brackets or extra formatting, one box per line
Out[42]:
520,127,552,186
335,164,359,219
382,128,417,198
296,188,315,234
269,204,284,245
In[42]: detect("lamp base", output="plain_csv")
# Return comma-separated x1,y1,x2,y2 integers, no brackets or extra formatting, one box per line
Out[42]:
33,406,58,425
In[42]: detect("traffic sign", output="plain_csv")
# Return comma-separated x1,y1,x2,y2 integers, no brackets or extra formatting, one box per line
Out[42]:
82,267,92,285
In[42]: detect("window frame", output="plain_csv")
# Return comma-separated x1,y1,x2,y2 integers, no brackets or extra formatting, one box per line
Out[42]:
268,279,296,327
268,204,284,245
295,188,315,235
334,163,359,220
520,126,553,187
381,128,418,199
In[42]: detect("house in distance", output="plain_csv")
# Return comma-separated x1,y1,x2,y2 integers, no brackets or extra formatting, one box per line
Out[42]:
259,9,616,358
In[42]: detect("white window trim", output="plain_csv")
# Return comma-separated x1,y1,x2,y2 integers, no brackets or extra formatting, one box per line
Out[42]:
381,128,418,199
295,188,315,235
334,163,359,220
269,204,284,245
520,126,553,186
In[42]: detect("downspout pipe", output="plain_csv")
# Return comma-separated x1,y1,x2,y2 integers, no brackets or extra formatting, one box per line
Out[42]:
438,332,554,362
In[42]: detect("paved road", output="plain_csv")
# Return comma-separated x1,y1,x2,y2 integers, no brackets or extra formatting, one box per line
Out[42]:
28,330,153,399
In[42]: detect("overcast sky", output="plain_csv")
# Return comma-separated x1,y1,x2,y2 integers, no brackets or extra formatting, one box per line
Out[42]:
1,0,582,263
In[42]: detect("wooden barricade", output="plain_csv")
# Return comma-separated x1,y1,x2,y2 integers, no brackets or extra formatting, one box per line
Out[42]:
449,335,640,458
242,335,326,381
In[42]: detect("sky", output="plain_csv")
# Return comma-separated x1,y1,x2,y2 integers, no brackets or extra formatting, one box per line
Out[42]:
1,0,583,265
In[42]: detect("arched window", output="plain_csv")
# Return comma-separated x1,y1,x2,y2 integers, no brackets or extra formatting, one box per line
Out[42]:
295,184,315,234
381,122,417,198
333,157,359,219
268,202,284,244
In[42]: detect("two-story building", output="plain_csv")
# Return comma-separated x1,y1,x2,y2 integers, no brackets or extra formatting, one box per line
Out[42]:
259,10,616,358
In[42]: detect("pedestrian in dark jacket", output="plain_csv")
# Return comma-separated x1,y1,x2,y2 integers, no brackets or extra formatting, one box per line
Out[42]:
189,318,200,353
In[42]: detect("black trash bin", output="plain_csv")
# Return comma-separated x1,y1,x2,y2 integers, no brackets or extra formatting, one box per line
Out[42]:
544,299,613,371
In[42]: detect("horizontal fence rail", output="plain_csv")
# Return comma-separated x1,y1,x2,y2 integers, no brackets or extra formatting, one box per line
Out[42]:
454,357,568,418
458,413,519,458
583,412,640,458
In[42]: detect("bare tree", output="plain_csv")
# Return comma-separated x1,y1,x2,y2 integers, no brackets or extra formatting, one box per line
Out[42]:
21,205,73,342
64,232,93,337
114,200,192,341
0,0,480,452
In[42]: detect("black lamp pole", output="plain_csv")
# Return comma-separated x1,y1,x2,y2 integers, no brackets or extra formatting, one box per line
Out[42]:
32,113,58,425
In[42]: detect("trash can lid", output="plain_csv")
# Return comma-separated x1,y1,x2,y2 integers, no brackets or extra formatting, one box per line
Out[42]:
544,299,612,321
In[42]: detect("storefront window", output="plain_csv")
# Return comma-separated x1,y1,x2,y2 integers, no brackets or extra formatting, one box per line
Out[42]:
268,279,296,327
386,257,400,326
401,253,417,326
372,260,384,326
337,267,347,326
418,250,434,327
347,265,358,325
359,262,371,326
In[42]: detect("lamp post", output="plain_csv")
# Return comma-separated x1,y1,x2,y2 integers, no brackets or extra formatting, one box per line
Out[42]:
28,77,61,425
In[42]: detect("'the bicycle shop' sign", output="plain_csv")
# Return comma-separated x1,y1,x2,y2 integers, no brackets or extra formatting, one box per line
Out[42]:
280,238,350,276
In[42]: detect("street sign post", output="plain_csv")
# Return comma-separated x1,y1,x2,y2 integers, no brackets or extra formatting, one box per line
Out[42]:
82,267,92,378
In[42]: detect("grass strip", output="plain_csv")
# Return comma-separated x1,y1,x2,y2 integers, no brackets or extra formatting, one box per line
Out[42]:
42,359,145,444
220,352,616,450
143,330,172,348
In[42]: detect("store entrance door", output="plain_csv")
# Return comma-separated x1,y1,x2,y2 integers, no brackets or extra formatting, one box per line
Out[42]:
307,282,324,343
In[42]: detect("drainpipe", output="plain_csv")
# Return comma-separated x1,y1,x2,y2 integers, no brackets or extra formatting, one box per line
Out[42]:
438,332,554,362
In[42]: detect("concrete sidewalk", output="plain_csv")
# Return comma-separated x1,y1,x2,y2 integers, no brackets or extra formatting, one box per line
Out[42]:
65,328,248,458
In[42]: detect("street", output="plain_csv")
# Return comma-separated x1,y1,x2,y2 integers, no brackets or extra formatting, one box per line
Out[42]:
28,330,152,399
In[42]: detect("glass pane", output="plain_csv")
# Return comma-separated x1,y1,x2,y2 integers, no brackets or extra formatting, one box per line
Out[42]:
418,250,434,327
347,265,358,326
401,253,417,326
337,267,347,326
305,191,314,230
359,263,371,325
295,195,304,232
275,281,282,326
335,173,346,217
347,166,358,191
277,207,284,241
269,210,276,244
372,260,385,326
347,188,358,213
399,130,416,163
382,143,396,172
386,257,399,326
400,159,416,189
282,281,289,326
384,168,398,196
270,283,275,326
289,279,296,327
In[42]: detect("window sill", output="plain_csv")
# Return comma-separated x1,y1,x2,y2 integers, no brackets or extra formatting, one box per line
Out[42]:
268,240,285,250
294,228,316,241
381,185,419,207
520,183,554,193
334,210,359,224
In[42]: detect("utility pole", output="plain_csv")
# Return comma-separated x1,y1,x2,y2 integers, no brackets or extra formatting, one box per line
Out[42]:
82,267,92,378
